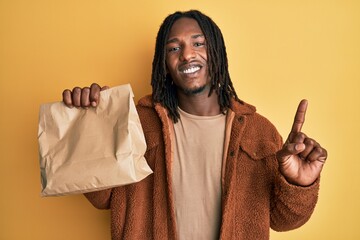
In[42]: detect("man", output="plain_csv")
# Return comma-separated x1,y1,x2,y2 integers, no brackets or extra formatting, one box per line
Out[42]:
62,10,327,240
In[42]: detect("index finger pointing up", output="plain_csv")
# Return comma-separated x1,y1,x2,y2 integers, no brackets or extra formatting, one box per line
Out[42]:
289,99,308,139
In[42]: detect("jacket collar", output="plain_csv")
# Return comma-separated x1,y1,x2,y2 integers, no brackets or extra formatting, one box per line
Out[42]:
137,94,256,116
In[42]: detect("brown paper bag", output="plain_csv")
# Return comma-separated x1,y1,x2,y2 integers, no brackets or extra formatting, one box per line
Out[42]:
38,84,152,197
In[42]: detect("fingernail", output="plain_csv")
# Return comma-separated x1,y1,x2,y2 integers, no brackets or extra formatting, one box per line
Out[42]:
295,143,305,151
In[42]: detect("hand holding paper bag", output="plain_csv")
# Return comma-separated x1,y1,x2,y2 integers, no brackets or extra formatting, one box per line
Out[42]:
62,83,109,108
38,84,152,196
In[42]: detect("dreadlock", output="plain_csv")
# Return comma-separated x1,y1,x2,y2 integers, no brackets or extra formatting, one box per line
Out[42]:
151,10,240,123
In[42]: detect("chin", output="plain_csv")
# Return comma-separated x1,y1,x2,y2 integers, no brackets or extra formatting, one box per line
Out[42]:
182,84,208,95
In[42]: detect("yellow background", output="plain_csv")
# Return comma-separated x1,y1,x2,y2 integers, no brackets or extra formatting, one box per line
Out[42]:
1,0,359,239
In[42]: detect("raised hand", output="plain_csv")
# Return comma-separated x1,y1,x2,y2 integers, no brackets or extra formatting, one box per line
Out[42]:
276,99,327,186
62,83,109,108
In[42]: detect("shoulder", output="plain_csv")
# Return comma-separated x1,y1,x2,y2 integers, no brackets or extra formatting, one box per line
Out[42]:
231,99,278,135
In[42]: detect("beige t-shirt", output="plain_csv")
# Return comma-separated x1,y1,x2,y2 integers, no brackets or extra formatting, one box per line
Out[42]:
172,108,226,240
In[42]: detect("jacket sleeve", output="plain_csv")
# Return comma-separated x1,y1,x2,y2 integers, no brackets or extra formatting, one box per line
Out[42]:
261,119,320,231
83,189,112,209
270,168,320,231
248,112,320,231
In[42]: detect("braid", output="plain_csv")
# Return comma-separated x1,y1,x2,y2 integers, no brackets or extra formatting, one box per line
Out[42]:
151,10,240,123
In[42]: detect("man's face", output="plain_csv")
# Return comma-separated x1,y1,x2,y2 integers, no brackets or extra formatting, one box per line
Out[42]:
165,17,210,95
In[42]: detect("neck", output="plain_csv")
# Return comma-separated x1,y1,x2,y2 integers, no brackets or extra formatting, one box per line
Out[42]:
177,89,221,116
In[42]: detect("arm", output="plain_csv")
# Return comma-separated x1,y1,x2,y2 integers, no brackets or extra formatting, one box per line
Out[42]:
271,100,327,230
84,189,113,209
270,167,319,231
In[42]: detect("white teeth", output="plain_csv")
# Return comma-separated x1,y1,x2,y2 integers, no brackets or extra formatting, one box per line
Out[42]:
183,66,200,74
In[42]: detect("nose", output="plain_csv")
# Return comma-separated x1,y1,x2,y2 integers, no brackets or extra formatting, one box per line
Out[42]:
179,45,195,62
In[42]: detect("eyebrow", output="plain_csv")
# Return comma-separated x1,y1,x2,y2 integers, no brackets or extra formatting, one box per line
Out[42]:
166,34,205,44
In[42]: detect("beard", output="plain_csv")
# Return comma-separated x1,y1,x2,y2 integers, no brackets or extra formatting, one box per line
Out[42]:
182,85,207,95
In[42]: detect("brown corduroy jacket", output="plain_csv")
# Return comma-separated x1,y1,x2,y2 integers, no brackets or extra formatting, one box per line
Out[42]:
84,95,320,240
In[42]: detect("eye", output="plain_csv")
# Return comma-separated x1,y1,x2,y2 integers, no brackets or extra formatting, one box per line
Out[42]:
168,46,180,53
194,42,205,47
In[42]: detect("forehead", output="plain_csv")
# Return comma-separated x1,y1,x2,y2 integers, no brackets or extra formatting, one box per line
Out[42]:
167,17,203,39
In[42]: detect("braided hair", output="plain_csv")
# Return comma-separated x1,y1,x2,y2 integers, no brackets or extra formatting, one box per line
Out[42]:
151,10,239,122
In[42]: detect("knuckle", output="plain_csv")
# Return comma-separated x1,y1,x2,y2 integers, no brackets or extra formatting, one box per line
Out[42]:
300,132,308,138
287,143,295,152
62,89,70,98
317,146,326,155
72,86,81,92
91,83,100,90
62,89,72,105
82,87,90,94
63,89,71,95
101,86,109,91
323,148,328,156
304,138,315,145
293,132,306,142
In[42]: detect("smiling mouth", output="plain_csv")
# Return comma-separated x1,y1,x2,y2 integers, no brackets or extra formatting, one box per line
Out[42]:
181,66,201,74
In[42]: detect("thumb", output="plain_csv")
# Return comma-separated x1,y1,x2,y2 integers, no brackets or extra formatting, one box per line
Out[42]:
277,143,305,163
